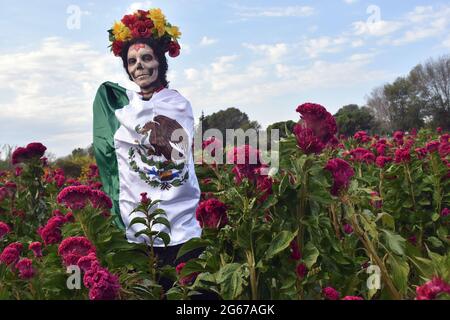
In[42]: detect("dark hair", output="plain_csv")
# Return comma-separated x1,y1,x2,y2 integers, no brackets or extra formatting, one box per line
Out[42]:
120,37,170,88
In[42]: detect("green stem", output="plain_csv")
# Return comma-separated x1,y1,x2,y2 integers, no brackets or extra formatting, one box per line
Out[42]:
404,163,416,211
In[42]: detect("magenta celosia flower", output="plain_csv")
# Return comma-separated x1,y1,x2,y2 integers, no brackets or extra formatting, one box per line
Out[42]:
176,262,200,286
289,239,301,261
58,236,96,267
0,222,11,239
415,147,427,159
29,242,43,258
439,141,450,159
227,145,261,182
324,158,355,196
354,131,371,143
393,131,404,146
88,164,99,179
38,215,67,245
293,103,337,154
15,166,23,177
77,252,98,272
89,181,103,190
0,242,23,266
256,173,273,203
83,262,121,300
343,224,353,235
89,189,112,213
342,296,364,300
15,258,35,279
322,287,340,300
202,136,222,157
65,212,75,223
441,208,449,217
437,127,443,134
57,185,92,210
140,192,150,205
296,263,308,279
11,143,47,165
349,148,375,164
426,141,440,153
195,198,228,229
54,174,66,188
394,147,411,164
416,277,450,300
408,235,417,246
375,156,392,168
370,191,383,209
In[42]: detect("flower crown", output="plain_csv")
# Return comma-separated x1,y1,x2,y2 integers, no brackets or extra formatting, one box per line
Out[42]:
108,8,181,58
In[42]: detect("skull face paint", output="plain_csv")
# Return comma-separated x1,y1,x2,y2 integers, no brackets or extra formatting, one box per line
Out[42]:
127,43,160,90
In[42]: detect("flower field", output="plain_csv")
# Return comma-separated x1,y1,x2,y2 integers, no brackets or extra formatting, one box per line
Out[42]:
0,103,449,300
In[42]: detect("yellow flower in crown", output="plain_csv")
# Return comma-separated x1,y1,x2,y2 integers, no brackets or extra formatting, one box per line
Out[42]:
112,21,132,42
147,8,166,37
108,8,182,57
166,25,181,40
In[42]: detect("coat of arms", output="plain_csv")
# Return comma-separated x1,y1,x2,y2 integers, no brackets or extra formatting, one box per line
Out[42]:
128,115,189,190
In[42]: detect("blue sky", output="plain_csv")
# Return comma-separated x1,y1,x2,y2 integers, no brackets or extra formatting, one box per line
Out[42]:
1,0,449,158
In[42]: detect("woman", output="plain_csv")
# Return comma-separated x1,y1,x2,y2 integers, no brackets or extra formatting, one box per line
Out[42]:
92,8,204,286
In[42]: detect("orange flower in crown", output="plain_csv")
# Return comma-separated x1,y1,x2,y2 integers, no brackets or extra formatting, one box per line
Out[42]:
108,8,182,57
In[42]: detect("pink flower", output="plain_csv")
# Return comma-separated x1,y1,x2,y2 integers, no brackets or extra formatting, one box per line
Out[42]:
0,222,11,239
416,277,450,300
11,142,47,165
77,252,98,272
227,145,261,182
57,185,92,210
88,164,99,179
195,198,228,229
54,174,66,188
324,158,355,196
415,147,428,159
296,263,308,279
140,192,150,205
437,127,443,134
349,148,375,164
294,103,337,154
343,224,353,235
426,141,440,153
176,262,200,286
393,131,404,146
15,258,35,279
441,208,449,217
322,287,340,300
89,189,112,214
375,156,392,168
58,236,96,267
0,242,23,266
29,242,43,258
15,166,23,177
38,216,67,245
202,136,222,157
289,239,301,260
342,296,364,300
354,131,371,143
83,262,121,300
394,147,411,164
256,173,273,203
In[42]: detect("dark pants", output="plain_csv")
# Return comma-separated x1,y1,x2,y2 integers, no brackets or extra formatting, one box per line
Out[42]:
154,243,219,300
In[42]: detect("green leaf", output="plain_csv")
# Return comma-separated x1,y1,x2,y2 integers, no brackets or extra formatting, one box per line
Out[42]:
176,238,210,259
217,263,245,300
303,242,320,268
129,217,148,228
427,236,443,248
381,229,406,256
387,254,409,295
431,213,440,222
264,230,298,261
157,232,171,247
153,217,171,231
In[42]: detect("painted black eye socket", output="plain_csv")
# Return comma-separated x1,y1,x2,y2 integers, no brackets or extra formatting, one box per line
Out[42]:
142,54,153,61
128,58,137,65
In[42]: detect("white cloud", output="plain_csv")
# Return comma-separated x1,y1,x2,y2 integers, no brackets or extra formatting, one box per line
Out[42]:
184,68,199,81
242,43,288,62
301,36,349,58
352,20,402,37
344,0,358,4
232,5,315,17
200,36,218,46
0,37,133,157
126,1,153,14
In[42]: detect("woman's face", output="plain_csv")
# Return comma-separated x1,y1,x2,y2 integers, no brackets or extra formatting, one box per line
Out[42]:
127,43,160,89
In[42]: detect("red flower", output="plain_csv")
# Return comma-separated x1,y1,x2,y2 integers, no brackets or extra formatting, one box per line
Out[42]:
121,14,138,27
88,164,99,179
393,131,404,146
29,242,43,258
322,287,340,300
112,40,124,57
11,142,47,165
57,185,92,210
202,136,222,157
415,147,427,159
343,224,353,235
296,263,308,279
0,222,11,239
140,192,150,205
38,216,67,245
416,277,450,300
15,258,35,279
58,236,96,267
354,131,371,143
195,198,228,229
227,145,261,182
168,41,181,58
15,166,23,177
83,262,121,300
294,103,337,154
90,189,113,214
375,156,392,168
0,242,23,266
437,127,443,134
441,208,449,217
77,252,98,272
324,158,354,196
426,141,440,153
289,239,301,260
131,20,154,38
176,262,200,286
256,170,273,203
342,296,364,300
394,147,411,164
349,148,375,164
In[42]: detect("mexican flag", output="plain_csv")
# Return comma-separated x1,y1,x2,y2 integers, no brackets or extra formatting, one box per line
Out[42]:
92,81,201,246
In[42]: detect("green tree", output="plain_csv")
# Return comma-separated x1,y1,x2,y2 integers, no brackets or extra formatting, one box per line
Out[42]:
266,120,296,139
334,104,375,136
